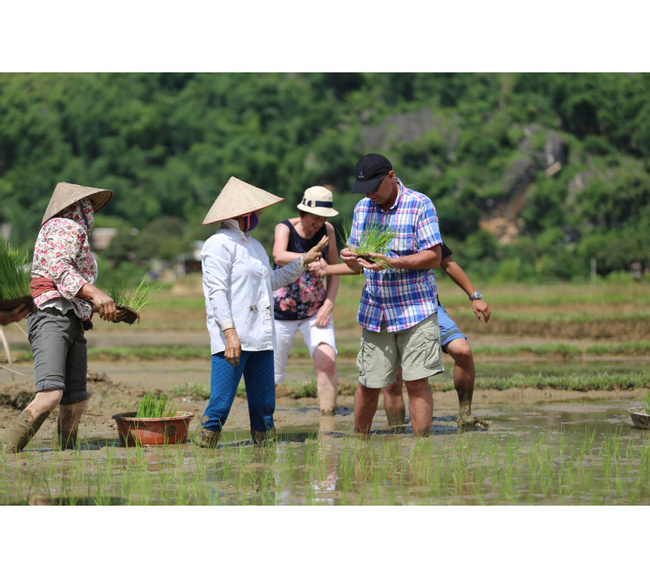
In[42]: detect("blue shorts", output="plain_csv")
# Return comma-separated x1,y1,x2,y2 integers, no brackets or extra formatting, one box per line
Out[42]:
437,302,467,352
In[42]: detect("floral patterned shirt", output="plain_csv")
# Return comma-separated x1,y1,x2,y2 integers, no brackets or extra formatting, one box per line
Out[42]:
273,220,327,321
31,199,97,321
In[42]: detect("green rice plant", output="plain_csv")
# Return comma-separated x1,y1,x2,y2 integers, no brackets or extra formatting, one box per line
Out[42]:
0,243,31,301
90,346,209,361
340,220,396,269
474,343,582,358
451,307,650,324
474,369,650,392
646,390,650,414
135,392,176,418
171,381,211,400
291,380,317,399
107,275,161,312
586,342,650,356
4,395,650,506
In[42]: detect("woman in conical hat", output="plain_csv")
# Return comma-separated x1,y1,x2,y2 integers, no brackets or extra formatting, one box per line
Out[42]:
5,182,117,453
196,177,329,448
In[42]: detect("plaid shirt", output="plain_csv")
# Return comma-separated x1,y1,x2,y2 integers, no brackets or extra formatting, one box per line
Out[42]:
348,179,442,333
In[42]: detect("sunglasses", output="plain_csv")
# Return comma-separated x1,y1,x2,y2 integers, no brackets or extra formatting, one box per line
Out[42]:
369,175,387,194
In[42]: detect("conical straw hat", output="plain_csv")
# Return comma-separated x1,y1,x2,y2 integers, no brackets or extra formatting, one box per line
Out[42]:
202,176,284,225
42,182,113,225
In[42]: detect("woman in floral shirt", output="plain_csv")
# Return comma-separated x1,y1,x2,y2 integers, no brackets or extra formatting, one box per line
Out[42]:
4,182,116,453
272,186,340,416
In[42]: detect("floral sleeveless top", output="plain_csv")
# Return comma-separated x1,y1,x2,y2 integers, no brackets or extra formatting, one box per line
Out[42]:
273,219,327,321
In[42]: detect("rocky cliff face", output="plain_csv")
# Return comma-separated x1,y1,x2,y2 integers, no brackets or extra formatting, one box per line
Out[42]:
479,126,569,244
361,107,574,246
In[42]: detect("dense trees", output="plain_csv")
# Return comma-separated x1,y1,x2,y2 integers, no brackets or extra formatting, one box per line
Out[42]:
1,72,648,283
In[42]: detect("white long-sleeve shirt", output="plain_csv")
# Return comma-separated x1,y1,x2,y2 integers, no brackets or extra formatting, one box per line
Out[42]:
201,219,307,354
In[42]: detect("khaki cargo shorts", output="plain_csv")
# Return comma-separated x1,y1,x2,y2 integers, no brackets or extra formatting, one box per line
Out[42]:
356,312,444,389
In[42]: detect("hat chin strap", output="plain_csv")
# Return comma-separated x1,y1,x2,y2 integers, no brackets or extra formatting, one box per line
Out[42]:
78,201,91,229
242,212,259,232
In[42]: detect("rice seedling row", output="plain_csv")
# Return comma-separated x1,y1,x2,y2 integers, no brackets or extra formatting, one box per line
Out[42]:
3,401,649,506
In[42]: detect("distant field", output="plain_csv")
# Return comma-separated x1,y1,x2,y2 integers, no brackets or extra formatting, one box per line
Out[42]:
153,274,650,339
1,276,648,395
3,275,649,358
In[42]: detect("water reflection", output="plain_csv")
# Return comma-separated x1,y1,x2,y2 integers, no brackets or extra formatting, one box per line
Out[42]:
4,398,649,505
27,496,126,506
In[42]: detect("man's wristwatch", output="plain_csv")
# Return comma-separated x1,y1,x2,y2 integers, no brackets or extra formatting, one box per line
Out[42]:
469,291,482,301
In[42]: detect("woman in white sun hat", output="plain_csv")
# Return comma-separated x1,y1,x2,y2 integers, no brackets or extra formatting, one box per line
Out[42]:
4,182,117,453
198,177,328,448
272,186,340,416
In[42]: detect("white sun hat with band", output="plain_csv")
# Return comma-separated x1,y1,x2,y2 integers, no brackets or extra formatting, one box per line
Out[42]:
41,182,113,225
296,186,338,218
202,176,284,225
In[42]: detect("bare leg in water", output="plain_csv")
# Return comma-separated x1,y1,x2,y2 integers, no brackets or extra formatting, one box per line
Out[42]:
383,338,489,430
5,390,63,452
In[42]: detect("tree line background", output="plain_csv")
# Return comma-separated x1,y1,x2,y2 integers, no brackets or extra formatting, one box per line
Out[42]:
1,72,649,284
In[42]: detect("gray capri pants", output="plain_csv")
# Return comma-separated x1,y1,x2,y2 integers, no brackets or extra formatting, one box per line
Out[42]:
26,307,89,405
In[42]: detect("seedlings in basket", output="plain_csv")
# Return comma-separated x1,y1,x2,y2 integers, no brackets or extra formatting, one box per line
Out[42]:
107,275,161,324
135,392,176,418
340,220,396,270
0,243,35,312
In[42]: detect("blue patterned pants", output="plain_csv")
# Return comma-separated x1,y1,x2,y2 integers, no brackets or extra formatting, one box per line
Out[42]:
201,350,276,434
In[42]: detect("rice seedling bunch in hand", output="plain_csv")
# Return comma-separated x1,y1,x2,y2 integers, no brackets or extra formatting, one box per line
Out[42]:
0,243,35,312
135,392,176,418
340,220,396,271
107,275,161,325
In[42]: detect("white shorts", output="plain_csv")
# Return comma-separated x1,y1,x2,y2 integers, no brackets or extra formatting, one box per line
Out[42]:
274,314,337,384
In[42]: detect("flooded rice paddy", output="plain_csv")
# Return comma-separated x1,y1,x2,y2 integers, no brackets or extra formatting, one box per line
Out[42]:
2,397,648,506
2,280,649,507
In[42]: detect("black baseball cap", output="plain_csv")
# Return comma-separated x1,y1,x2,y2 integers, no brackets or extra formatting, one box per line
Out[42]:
351,153,393,195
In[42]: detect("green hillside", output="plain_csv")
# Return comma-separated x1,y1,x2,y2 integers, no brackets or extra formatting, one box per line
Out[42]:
1,72,649,283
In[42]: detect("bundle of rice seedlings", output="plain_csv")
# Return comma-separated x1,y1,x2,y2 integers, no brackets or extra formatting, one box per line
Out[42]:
0,243,35,313
340,220,396,270
107,275,161,325
135,392,176,418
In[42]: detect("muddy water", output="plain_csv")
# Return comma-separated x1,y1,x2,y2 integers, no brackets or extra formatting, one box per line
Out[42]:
3,321,649,505
4,397,648,506
225,398,650,505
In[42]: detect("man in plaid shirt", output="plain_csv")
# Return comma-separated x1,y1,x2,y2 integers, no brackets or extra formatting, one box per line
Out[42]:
342,153,444,436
